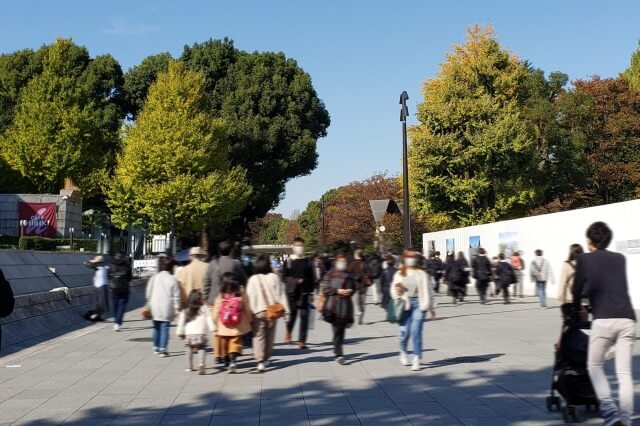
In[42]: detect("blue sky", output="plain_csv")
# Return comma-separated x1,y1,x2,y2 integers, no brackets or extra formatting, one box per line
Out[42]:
2,1,639,218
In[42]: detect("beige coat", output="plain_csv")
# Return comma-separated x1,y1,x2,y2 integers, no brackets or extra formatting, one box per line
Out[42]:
246,272,291,316
391,268,434,312
557,261,577,304
176,258,209,306
212,291,252,336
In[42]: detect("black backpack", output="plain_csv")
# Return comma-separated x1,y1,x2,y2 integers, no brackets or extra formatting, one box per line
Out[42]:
475,257,491,281
109,258,131,292
368,257,382,280
449,262,462,283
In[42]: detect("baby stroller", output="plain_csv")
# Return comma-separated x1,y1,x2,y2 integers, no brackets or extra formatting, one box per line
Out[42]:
546,304,598,423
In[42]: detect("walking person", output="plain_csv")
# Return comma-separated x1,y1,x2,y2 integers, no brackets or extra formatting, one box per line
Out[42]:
444,253,464,304
212,273,252,373
205,241,248,305
247,254,290,373
572,222,636,426
88,255,110,321
177,289,216,375
366,253,383,305
531,249,553,308
0,269,15,351
176,247,209,308
312,253,326,295
108,252,132,331
321,252,356,364
282,238,314,349
146,256,181,357
348,249,371,325
432,251,444,294
380,255,397,309
495,254,516,304
510,251,525,298
471,248,492,304
557,244,584,308
393,249,436,371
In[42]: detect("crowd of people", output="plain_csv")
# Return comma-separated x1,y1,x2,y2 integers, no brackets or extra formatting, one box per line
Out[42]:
84,221,634,426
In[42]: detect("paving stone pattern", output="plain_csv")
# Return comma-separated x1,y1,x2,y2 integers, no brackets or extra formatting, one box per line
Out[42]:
1,292,640,425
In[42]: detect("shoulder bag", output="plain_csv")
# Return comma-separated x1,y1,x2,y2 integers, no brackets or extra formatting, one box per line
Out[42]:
259,275,285,320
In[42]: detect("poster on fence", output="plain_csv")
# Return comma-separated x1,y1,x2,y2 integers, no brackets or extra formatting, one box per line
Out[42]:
469,235,481,258
498,232,519,258
446,239,455,256
18,202,56,237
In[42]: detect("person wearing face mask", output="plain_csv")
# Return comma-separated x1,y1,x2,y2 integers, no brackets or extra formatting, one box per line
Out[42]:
282,237,315,349
320,252,356,364
392,249,436,371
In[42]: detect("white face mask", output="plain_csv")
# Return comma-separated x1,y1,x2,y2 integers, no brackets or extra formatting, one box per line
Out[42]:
405,257,418,267
292,246,305,256
335,261,347,272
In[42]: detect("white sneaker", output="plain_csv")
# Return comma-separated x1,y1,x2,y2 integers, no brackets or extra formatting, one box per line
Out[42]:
399,351,409,366
229,362,237,374
411,357,420,371
257,362,265,373
114,324,120,332
185,368,194,372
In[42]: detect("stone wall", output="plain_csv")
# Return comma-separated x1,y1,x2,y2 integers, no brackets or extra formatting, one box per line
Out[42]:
0,251,96,295
0,193,82,238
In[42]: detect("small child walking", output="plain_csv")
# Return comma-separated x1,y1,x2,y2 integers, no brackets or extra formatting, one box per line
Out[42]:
212,273,252,373
177,289,216,375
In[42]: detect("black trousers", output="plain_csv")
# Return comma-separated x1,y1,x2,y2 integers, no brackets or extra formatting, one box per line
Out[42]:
286,294,309,343
476,280,490,301
501,285,510,302
332,324,347,357
95,286,110,318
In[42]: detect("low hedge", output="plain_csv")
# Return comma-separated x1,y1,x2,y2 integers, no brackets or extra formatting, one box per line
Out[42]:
18,236,98,252
0,235,19,246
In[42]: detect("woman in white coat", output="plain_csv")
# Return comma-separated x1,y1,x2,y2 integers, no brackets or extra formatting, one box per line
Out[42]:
392,249,436,371
146,256,181,357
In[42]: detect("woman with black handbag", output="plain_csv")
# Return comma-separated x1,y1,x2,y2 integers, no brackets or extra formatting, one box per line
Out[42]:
321,252,356,365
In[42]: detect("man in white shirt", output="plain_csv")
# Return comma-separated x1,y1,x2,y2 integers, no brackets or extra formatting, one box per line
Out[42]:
89,255,110,321
530,249,553,308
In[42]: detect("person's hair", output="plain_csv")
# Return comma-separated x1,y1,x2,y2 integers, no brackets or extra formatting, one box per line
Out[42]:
220,273,241,297
446,253,455,263
498,253,505,260
478,248,486,255
218,241,232,256
400,249,419,277
435,251,440,256
158,256,174,272
335,251,348,260
253,254,272,275
457,251,465,260
185,289,204,323
293,237,305,244
586,221,613,250
535,249,543,257
385,255,395,267
514,251,521,257
567,244,584,262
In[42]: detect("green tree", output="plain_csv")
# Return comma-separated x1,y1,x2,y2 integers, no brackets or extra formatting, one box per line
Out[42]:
251,213,288,245
182,40,331,223
0,39,124,194
622,41,640,91
409,25,549,227
108,61,251,235
122,52,172,118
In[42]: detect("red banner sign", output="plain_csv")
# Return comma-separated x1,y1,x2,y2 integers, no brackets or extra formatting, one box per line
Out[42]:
18,202,57,237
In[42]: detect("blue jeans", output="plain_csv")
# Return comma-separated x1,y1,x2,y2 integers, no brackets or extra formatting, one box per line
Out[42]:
111,293,129,326
536,281,547,307
399,298,426,358
152,321,170,352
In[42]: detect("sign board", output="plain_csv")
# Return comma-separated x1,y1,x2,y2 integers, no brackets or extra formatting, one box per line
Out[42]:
19,202,56,237
133,259,157,269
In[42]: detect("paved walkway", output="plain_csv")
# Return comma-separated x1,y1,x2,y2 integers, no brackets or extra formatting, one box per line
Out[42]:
1,293,639,425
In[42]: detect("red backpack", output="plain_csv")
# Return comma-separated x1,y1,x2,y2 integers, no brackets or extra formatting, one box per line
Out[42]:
220,293,243,327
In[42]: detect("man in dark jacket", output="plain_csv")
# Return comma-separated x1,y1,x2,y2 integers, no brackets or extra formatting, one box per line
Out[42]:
495,253,516,305
348,249,371,325
283,237,314,349
204,241,247,305
108,252,132,331
380,255,397,309
0,269,15,350
471,248,492,304
572,222,636,426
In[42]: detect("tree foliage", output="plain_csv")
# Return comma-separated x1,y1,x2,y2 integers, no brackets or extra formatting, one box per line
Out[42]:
122,52,172,119
0,38,124,195
108,61,251,235
251,213,287,245
409,26,566,227
622,41,640,91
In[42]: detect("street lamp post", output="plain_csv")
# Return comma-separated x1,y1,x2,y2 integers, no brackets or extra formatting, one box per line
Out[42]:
400,91,412,249
19,219,27,238
69,227,75,251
